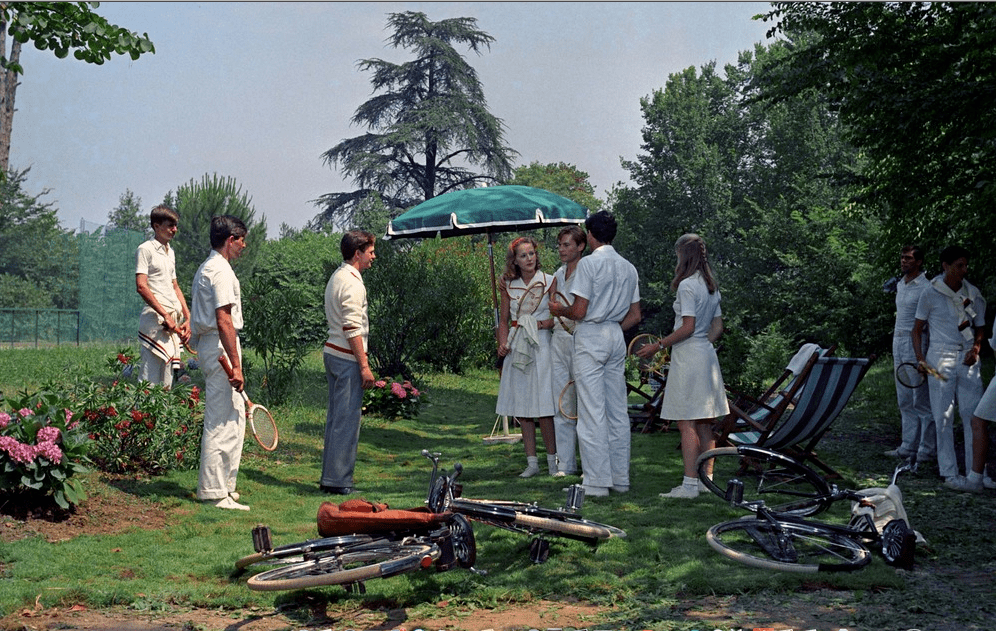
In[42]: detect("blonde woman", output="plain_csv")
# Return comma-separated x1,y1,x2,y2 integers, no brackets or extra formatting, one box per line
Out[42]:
637,233,728,498
495,236,557,477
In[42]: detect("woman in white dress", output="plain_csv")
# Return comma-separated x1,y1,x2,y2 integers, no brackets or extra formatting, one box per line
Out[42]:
637,233,729,498
495,236,557,477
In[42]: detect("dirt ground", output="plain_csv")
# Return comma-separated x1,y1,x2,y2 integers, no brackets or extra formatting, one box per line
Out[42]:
0,489,895,631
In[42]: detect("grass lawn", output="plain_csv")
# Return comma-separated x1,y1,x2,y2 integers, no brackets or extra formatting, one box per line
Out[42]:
1,343,994,630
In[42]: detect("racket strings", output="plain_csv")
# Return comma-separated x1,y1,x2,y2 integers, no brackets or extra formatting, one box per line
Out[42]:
250,405,278,451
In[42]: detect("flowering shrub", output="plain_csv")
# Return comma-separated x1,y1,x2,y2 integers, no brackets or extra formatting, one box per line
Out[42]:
0,388,91,509
108,346,139,379
362,376,425,419
71,355,203,474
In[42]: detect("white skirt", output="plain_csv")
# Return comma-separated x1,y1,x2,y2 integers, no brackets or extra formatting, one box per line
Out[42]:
496,330,555,418
660,336,729,421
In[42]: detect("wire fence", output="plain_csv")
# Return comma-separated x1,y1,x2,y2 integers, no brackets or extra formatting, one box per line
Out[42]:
0,309,81,347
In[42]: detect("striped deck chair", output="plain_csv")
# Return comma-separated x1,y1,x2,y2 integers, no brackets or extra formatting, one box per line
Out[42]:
720,355,873,478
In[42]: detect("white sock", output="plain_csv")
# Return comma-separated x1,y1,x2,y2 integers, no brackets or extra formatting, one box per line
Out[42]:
967,471,983,483
683,475,698,488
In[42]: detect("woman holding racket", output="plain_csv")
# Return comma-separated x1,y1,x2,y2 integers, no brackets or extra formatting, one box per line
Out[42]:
495,236,558,478
549,226,586,477
636,233,728,499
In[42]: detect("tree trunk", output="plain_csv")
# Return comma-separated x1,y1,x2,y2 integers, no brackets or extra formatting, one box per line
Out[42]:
1,22,21,174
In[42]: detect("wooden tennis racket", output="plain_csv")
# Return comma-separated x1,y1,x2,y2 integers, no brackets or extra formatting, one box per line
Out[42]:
628,333,668,375
218,354,278,451
896,360,947,388
504,281,546,352
553,290,577,334
558,380,578,420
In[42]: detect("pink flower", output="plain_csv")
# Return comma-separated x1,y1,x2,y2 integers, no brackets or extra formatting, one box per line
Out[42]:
0,412,10,428
0,436,35,464
37,426,61,442
390,382,407,399
18,408,33,418
35,441,63,463
410,388,420,397
64,409,74,424
375,380,387,388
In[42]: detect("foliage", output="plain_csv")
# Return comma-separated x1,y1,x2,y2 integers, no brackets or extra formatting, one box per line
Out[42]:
106,188,149,235
241,230,340,405
361,375,425,419
754,2,996,298
311,11,517,230
0,167,78,309
69,351,203,475
164,173,268,298
366,237,495,377
613,43,889,390
1,1,154,72
0,387,91,509
509,162,601,250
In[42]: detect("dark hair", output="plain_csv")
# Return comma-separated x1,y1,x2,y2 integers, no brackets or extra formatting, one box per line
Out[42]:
209,215,247,249
940,245,970,265
585,211,616,244
558,225,586,247
341,230,376,261
901,245,924,263
150,205,179,228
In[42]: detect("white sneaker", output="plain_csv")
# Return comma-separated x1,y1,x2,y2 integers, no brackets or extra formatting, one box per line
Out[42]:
581,484,609,497
207,496,250,511
519,462,540,478
699,479,711,493
660,484,699,499
229,492,240,501
552,471,567,478
610,485,629,493
984,476,996,490
944,475,983,493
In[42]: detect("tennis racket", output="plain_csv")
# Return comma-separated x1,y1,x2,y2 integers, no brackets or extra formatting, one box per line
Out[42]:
218,354,278,451
553,290,577,334
558,380,578,420
896,360,947,388
504,281,547,352
628,333,668,375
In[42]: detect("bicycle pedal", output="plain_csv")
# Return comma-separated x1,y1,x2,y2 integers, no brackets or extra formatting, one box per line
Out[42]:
251,524,273,553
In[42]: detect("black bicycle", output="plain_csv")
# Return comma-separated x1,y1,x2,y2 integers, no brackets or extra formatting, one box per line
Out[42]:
422,449,626,563
236,506,477,591
696,445,918,573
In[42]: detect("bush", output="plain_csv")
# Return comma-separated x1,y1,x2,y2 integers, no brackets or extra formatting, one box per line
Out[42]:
362,376,425,419
71,352,203,475
0,388,91,509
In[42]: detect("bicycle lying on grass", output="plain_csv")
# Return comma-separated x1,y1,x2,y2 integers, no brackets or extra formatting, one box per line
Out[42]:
696,445,920,572
422,449,626,563
235,503,477,592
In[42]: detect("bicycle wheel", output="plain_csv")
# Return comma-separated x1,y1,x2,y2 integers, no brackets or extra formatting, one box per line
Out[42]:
707,518,871,573
427,474,450,513
880,519,916,570
698,446,832,517
246,540,440,591
448,514,477,568
235,534,374,571
450,499,520,531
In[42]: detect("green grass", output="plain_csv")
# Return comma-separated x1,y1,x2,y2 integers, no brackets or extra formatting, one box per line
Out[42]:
1,345,995,629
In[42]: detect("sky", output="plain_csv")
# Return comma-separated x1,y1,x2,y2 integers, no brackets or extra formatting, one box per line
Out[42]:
9,2,773,234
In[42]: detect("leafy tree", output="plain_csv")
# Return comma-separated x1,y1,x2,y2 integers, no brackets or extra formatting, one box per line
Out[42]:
509,162,602,213
753,2,996,296
106,189,148,235
311,11,517,230
0,167,77,309
164,173,268,297
613,43,887,394
1,2,155,172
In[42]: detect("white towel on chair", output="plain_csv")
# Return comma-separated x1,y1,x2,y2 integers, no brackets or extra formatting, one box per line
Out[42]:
786,343,822,375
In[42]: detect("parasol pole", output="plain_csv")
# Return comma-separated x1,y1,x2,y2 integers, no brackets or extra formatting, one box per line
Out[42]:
487,230,500,331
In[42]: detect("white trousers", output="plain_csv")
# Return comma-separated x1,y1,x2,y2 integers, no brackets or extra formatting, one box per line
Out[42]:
196,334,246,500
139,346,174,388
573,321,629,488
927,345,983,478
893,332,934,457
551,330,578,474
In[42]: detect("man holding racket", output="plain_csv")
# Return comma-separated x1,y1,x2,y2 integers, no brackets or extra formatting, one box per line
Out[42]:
190,215,250,511
549,211,641,497
320,230,376,496
912,245,987,489
884,245,935,462
135,205,191,387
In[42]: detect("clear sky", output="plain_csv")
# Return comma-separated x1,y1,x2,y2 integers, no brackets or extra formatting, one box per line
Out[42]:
9,2,772,234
